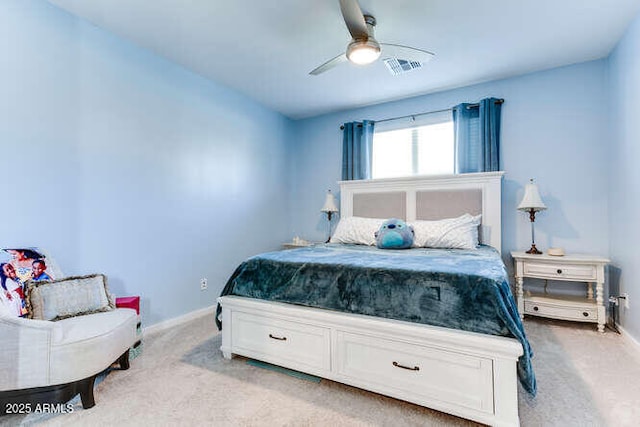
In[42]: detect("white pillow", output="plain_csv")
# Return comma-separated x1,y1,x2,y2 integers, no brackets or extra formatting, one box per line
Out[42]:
330,216,386,246
409,214,481,250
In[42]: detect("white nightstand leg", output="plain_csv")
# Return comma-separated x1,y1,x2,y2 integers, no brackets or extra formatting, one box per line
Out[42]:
587,282,593,300
515,276,524,320
596,281,605,333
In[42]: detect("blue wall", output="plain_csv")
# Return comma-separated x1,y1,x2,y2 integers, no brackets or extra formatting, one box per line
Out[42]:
0,0,292,325
3,0,635,340
608,13,640,340
290,61,610,273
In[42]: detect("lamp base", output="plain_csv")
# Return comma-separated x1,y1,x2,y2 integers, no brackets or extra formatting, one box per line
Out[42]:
325,211,334,244
526,244,542,255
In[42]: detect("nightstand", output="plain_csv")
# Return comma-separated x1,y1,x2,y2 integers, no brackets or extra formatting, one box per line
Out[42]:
282,243,312,250
511,252,610,332
283,237,316,250
116,296,143,357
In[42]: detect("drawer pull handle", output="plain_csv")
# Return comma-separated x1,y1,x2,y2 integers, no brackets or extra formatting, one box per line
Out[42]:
533,306,539,311
392,361,420,371
583,312,589,317
268,334,287,341
557,269,563,274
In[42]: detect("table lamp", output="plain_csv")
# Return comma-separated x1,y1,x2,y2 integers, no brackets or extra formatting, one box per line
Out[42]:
517,179,547,254
321,190,339,243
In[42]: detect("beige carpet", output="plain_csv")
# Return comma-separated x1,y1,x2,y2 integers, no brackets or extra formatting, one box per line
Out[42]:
3,314,640,427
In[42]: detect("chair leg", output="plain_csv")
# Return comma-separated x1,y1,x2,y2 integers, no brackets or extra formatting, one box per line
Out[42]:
78,375,96,409
117,349,130,370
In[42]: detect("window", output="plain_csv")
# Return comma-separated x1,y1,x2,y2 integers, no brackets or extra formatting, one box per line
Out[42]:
372,111,454,179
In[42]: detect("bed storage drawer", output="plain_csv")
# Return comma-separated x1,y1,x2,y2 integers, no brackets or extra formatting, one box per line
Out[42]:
335,331,494,414
523,262,596,281
230,311,331,373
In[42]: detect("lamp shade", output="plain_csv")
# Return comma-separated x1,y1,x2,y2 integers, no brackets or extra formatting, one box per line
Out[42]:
517,179,547,211
321,190,339,213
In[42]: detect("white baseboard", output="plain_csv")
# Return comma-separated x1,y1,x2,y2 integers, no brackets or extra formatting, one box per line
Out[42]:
618,325,640,356
143,305,215,336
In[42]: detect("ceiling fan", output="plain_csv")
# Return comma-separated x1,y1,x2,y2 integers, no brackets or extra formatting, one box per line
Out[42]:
309,0,435,76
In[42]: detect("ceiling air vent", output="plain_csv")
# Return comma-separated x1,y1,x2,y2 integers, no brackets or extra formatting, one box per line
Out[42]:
383,58,423,76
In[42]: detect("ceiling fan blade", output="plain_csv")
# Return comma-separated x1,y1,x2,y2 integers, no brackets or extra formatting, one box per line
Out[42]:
309,53,348,75
380,43,435,64
339,0,369,39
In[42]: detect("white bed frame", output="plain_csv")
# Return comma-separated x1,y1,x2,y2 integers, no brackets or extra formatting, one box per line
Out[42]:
218,171,523,427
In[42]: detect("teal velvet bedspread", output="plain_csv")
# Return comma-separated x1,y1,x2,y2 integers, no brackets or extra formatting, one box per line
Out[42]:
216,243,536,395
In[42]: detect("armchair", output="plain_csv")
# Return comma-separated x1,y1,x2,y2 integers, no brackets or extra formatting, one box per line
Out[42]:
0,307,137,411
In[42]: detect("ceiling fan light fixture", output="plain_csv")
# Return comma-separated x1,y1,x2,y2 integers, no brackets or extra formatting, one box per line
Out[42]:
346,39,381,65
309,0,433,75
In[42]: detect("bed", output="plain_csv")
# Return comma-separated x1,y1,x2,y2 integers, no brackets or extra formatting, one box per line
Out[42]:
217,171,532,427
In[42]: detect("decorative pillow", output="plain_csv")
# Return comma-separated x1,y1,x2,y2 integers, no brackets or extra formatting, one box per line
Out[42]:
1,247,63,282
0,247,63,318
26,274,115,321
375,218,414,249
330,216,385,246
0,285,24,318
409,214,482,250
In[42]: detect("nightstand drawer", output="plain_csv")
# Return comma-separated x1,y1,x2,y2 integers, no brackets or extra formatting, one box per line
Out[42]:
524,298,597,322
523,262,596,281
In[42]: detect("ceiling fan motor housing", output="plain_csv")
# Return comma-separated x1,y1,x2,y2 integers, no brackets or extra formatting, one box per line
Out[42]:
363,14,376,28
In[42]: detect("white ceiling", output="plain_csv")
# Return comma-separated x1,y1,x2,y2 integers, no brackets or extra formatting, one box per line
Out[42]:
47,0,640,119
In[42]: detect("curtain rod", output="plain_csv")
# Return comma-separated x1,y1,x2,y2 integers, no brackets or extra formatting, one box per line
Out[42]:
339,98,504,129
375,107,452,125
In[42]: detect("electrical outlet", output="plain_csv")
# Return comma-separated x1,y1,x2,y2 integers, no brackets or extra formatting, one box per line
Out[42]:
622,293,630,309
200,277,208,291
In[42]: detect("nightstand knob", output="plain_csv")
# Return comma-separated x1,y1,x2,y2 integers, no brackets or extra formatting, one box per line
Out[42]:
583,312,589,317
557,269,563,274
533,306,539,311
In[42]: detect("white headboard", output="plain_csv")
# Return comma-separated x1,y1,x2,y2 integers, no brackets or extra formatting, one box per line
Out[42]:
338,172,505,253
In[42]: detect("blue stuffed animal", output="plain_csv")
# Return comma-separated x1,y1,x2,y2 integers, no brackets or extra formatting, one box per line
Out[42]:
375,218,414,249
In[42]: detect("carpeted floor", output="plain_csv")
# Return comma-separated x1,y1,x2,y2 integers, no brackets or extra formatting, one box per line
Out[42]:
3,313,640,426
